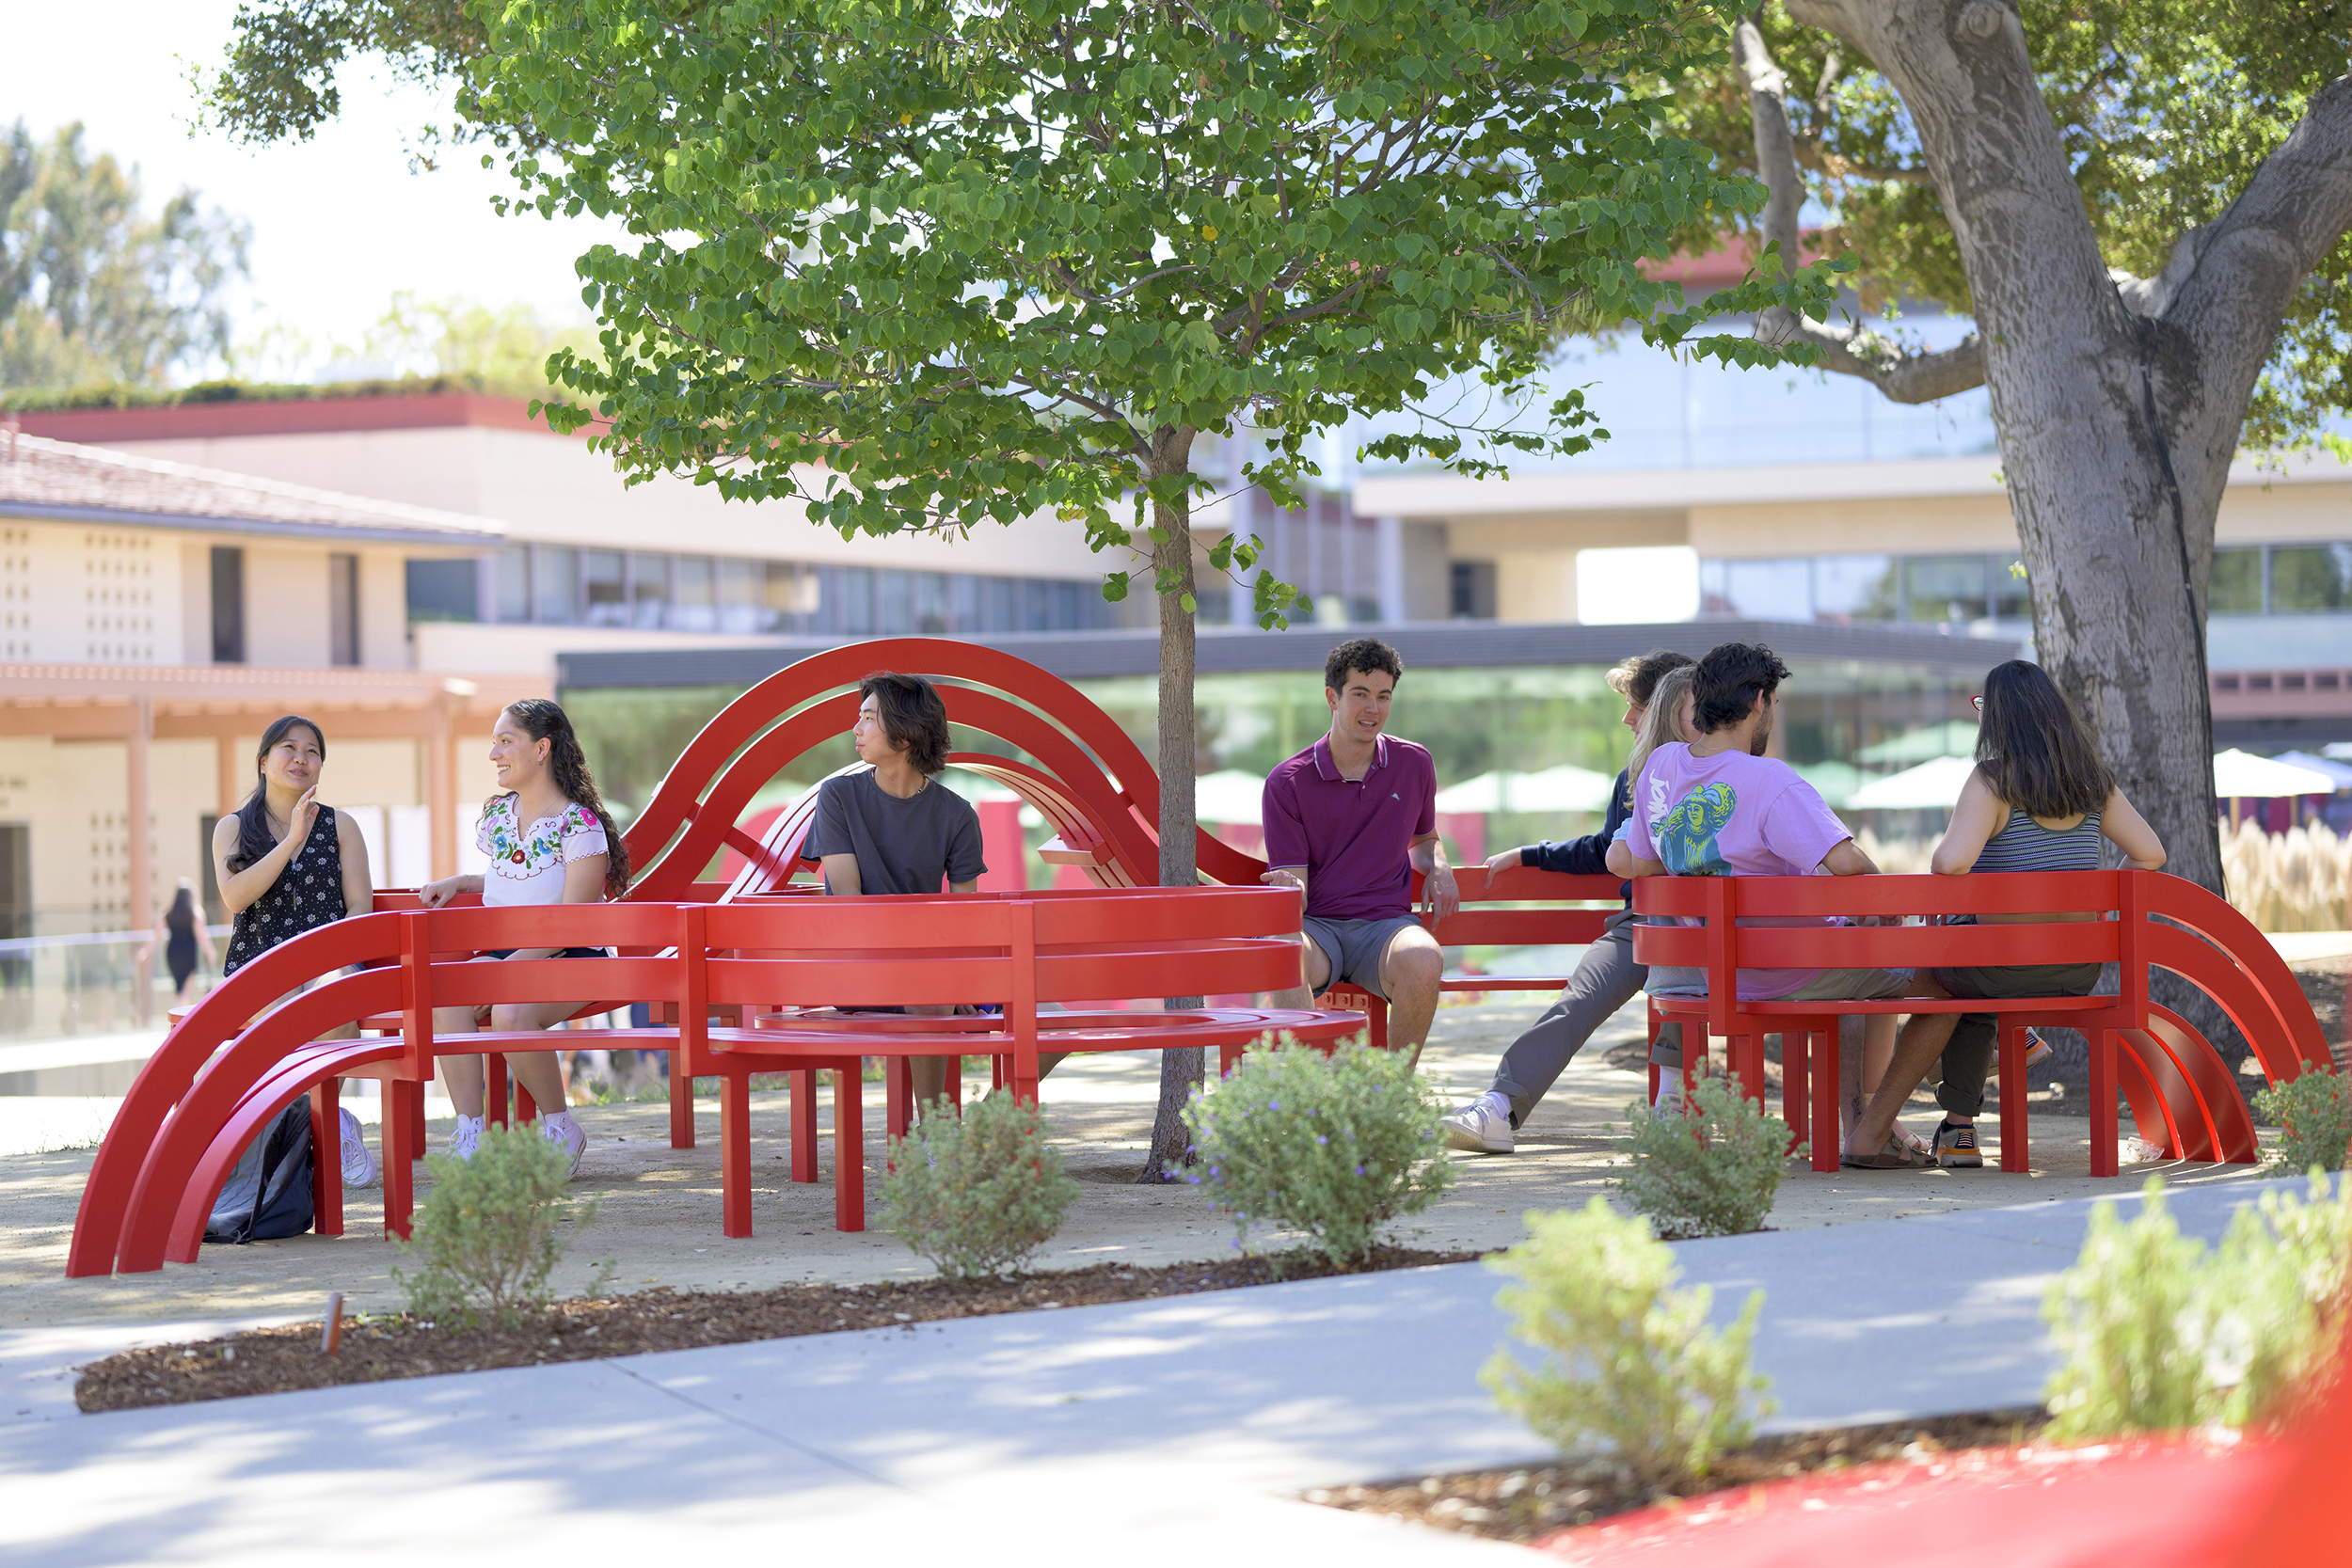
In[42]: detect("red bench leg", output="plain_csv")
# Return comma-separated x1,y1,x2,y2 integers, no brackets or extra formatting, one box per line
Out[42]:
834,1064,864,1232
1998,1022,2030,1173
1367,997,1389,1052
310,1077,343,1237
2090,1026,2120,1177
1811,1023,1841,1173
944,1053,961,1110
887,1057,912,1142
1782,1032,1807,1151
383,1079,418,1241
721,1069,752,1239
515,1080,537,1125
485,1053,509,1128
1221,1041,1244,1078
1728,1033,1766,1108
789,1069,818,1182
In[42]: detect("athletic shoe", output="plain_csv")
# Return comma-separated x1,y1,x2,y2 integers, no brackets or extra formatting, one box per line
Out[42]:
1933,1120,1983,1168
540,1109,587,1180
338,1106,380,1189
447,1113,484,1161
1441,1091,1515,1154
1653,1077,1686,1115
2023,1028,2053,1069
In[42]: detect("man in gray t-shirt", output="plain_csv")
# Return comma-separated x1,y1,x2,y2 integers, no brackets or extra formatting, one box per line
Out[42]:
804,673,988,1112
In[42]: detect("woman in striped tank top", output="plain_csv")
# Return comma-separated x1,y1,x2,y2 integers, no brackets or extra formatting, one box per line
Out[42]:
1851,660,2167,1168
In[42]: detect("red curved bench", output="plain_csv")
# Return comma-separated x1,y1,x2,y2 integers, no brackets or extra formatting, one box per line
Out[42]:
1630,869,2324,1176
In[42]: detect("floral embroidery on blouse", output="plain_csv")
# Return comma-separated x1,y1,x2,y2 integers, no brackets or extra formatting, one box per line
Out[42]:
477,796,609,883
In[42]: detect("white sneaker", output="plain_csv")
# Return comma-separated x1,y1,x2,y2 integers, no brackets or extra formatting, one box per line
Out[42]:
1653,1077,1686,1115
1442,1091,1516,1153
447,1113,484,1161
540,1110,587,1180
338,1106,380,1189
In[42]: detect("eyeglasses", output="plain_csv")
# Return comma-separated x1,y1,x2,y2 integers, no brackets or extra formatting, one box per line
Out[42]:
1970,695,1984,712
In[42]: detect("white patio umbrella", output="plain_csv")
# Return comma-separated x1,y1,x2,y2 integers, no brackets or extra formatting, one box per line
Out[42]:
2213,749,2337,800
1842,754,1979,811
1434,766,1614,815
1194,768,1267,824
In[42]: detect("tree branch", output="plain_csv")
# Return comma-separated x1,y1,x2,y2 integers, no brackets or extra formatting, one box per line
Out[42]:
1732,9,1985,404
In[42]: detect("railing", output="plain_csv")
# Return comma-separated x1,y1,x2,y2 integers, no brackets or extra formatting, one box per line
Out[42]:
0,922,231,1045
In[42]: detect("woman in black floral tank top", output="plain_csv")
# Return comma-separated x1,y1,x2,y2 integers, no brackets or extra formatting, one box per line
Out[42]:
210,716,379,1189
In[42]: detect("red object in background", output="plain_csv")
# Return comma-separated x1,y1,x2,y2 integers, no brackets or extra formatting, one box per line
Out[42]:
975,798,1026,891
717,805,787,883
1435,810,1485,869
1207,821,1266,861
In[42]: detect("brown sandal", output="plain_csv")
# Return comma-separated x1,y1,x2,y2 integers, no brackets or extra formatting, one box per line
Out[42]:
1841,1135,1930,1171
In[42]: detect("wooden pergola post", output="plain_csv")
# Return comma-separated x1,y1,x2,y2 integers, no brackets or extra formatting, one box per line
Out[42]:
127,695,152,1024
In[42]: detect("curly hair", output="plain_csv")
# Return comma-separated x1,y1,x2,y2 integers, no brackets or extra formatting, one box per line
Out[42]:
861,672,951,775
491,698,631,895
1692,642,1791,735
1324,637,1404,691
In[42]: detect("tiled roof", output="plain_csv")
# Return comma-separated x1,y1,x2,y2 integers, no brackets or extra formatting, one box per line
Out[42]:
0,428,504,545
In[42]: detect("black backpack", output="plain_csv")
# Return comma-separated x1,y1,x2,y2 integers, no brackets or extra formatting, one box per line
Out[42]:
204,1095,316,1244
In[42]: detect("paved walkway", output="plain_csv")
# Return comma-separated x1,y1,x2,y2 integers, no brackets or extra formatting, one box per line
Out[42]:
0,1176,2309,1565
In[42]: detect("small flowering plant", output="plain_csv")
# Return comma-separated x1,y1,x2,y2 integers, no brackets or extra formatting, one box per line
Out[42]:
1181,1034,1455,1269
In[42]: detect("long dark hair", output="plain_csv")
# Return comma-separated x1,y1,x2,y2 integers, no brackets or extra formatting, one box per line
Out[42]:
229,716,326,874
494,698,631,896
1975,660,2115,819
166,881,197,929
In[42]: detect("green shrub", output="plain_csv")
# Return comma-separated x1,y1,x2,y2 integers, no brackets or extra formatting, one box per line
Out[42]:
882,1091,1078,1278
1614,1072,1804,1239
1182,1036,1454,1268
2043,1174,2352,1439
2253,1059,2352,1173
395,1122,589,1326
1483,1197,1772,1486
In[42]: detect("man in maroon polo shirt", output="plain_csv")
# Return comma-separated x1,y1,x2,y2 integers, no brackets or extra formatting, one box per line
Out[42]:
1263,637,1459,1067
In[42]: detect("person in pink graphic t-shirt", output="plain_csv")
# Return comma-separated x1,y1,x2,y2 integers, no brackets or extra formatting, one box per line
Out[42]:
1609,642,1927,1169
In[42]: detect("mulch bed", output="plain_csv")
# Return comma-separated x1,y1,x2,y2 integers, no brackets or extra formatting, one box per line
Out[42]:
1309,1407,2049,1544
75,1244,1477,1414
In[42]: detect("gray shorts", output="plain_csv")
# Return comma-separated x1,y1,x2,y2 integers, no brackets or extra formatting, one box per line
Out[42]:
1301,914,1422,1001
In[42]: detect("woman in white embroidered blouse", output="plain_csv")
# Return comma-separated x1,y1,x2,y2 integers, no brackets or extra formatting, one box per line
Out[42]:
419,700,631,1177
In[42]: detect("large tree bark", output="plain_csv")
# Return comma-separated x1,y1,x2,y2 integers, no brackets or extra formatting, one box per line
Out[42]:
1139,422,1206,1181
1742,3,2352,1060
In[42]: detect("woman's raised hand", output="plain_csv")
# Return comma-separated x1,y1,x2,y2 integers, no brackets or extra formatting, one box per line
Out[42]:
285,785,321,851
418,876,463,908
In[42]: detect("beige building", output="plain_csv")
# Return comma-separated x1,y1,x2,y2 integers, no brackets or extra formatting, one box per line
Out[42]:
0,431,545,976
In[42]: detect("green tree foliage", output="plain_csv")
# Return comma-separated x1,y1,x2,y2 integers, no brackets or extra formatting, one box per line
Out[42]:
1655,2,2352,451
470,0,1831,601
200,0,489,152
0,122,250,393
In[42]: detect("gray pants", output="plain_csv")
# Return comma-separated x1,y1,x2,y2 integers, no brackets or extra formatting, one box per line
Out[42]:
1489,910,1684,1126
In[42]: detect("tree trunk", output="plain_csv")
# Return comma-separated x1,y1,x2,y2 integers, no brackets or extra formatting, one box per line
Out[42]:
1138,423,1205,1181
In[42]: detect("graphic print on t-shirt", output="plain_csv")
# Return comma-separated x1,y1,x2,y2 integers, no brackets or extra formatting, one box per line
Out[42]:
1659,782,1737,876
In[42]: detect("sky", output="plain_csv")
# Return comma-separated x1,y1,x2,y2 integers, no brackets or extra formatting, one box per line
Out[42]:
0,0,625,372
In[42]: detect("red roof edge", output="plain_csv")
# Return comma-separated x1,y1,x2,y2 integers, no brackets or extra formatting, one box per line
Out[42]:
4,392,576,444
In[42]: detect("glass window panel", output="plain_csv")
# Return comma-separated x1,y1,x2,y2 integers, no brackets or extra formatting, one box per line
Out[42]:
1053,581,1081,630
628,552,669,629
1903,555,1990,623
1021,579,1053,631
2268,545,2352,611
948,574,978,634
1715,558,1812,621
1697,559,1729,616
1991,557,2032,620
915,572,950,634
984,576,1016,632
405,560,478,623
717,558,762,634
2209,547,2264,614
532,546,578,625
874,569,913,633
583,550,626,626
668,555,716,631
763,562,815,631
1815,555,1897,623
495,545,531,623
841,567,874,635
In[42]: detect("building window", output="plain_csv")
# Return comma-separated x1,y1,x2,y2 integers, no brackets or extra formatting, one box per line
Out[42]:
532,546,579,625
982,576,1015,632
716,558,764,634
628,552,669,628
328,552,360,665
1904,555,1991,625
840,568,874,635
405,560,479,623
2269,545,2352,612
210,546,244,663
671,554,716,631
583,550,627,626
2210,547,2264,614
495,545,532,623
1450,560,1497,620
764,562,815,632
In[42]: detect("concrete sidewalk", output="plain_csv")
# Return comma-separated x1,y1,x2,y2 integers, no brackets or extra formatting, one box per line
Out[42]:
0,1176,2306,1566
